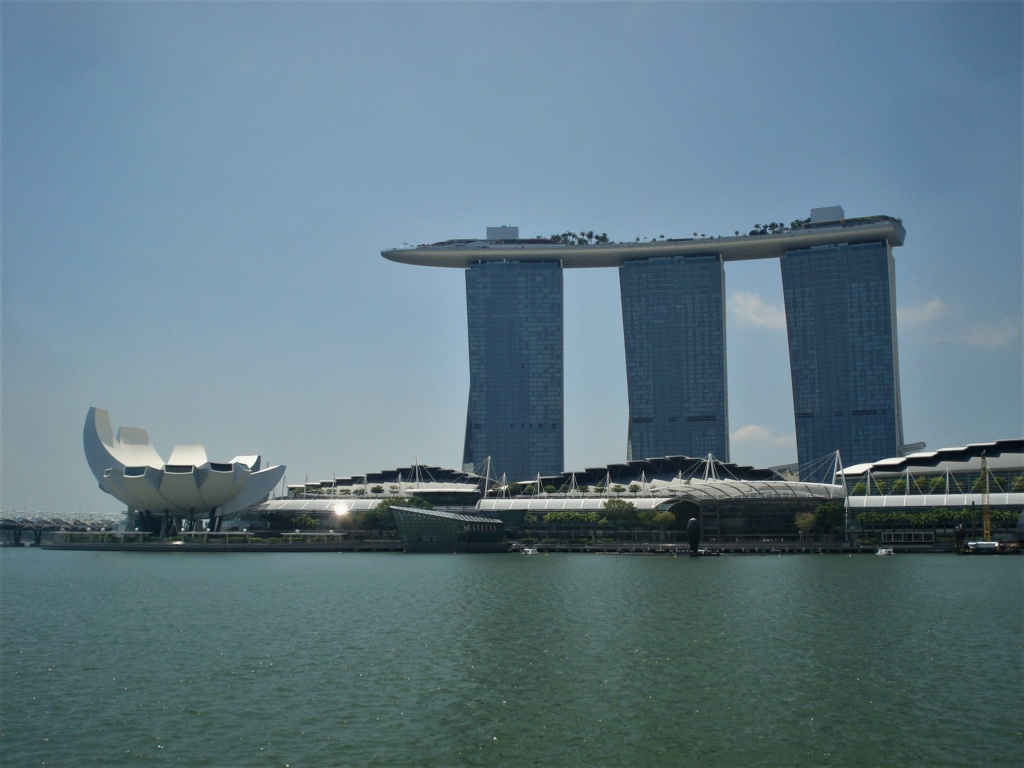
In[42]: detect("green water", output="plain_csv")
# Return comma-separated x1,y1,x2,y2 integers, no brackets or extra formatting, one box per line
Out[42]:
1,550,1020,766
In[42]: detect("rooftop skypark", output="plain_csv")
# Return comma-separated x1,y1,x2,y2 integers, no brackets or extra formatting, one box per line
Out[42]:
381,211,906,269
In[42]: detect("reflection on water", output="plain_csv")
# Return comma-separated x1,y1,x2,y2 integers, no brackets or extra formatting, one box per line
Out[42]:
1,550,1021,766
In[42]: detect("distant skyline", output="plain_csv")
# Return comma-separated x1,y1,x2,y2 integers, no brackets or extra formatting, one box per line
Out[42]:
2,2,1021,514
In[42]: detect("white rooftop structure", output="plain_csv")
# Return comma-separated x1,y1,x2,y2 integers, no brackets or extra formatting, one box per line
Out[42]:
839,439,1024,510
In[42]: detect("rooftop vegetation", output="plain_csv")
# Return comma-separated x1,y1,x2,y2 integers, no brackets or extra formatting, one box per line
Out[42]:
533,214,901,246
542,231,611,245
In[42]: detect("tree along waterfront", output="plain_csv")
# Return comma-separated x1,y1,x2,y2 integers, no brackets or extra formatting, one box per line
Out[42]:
246,498,1021,549
855,507,1020,536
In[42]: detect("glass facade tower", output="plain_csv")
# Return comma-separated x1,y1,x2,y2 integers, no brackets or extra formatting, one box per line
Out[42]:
385,211,906,481
781,241,904,480
619,255,729,462
462,261,564,482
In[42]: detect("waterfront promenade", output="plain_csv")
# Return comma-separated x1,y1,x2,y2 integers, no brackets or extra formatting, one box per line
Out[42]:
37,530,402,552
31,529,979,555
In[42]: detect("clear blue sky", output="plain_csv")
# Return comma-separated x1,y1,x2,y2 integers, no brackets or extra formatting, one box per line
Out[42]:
3,1,1021,514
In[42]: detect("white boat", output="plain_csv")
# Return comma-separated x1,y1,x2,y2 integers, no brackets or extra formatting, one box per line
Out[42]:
521,546,540,555
964,541,1001,554
876,547,895,556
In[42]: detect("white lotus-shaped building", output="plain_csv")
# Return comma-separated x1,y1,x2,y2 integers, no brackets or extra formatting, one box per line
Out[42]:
84,407,286,529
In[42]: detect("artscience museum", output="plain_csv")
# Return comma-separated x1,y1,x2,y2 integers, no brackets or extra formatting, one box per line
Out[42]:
84,407,285,536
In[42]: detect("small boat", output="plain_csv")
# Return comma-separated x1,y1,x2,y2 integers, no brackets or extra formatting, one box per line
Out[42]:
876,547,895,556
964,541,1001,554
521,546,540,555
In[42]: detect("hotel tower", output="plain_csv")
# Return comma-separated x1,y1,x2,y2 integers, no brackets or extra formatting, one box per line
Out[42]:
383,208,906,483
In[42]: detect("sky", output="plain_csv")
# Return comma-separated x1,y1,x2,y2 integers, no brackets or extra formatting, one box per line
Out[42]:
2,1,1021,516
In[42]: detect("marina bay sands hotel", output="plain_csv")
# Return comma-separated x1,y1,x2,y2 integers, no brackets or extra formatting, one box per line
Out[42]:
383,207,906,483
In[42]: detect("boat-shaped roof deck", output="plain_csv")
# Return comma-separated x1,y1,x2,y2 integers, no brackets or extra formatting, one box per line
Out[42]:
382,217,905,269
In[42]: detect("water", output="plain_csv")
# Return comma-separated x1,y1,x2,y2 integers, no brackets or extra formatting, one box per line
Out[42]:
1,549,1020,767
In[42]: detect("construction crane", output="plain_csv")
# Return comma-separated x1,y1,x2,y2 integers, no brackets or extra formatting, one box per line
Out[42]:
981,451,992,541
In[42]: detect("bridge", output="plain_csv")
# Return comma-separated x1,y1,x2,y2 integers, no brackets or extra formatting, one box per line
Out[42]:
1,515,122,546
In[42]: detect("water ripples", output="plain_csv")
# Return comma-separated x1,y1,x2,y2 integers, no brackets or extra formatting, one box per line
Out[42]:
1,550,1020,766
